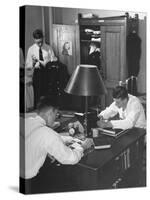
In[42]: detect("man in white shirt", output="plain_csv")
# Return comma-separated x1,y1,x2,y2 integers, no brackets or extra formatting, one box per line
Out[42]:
20,96,90,194
25,29,57,107
97,86,146,130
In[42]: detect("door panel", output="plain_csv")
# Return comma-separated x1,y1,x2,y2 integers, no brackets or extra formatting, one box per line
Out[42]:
105,32,120,81
52,25,80,75
101,25,127,106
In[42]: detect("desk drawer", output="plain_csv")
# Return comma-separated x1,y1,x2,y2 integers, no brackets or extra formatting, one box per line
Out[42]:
98,153,125,188
99,140,145,189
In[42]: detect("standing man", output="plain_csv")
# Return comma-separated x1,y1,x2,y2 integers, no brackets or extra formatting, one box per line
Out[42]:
25,29,57,107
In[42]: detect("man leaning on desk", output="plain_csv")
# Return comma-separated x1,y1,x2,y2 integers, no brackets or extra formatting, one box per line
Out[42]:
20,96,91,194
97,86,146,130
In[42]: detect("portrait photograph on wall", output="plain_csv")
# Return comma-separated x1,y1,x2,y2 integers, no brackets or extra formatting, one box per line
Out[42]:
19,4,146,195
62,41,72,56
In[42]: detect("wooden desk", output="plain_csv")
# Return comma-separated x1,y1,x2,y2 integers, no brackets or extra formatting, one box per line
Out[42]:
21,114,146,193
50,127,146,192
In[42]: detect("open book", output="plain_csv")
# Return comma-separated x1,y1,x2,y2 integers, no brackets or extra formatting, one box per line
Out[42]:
96,127,129,138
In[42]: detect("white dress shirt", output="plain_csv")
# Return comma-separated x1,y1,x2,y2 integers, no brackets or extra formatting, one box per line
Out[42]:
20,115,83,179
25,43,57,69
99,94,146,130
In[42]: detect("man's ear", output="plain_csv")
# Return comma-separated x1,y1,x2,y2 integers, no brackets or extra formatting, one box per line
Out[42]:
123,98,128,104
45,108,52,118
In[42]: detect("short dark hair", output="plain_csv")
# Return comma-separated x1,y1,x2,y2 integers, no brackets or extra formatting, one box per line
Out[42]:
36,96,59,113
33,29,43,39
112,86,128,100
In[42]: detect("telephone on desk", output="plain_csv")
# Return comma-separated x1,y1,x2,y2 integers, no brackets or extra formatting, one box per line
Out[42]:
59,121,95,156
53,110,112,154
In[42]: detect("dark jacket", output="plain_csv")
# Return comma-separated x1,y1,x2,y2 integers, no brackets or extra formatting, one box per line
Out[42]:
127,32,141,77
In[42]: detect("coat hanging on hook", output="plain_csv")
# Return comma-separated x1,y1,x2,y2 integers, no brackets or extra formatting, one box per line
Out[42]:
126,32,141,77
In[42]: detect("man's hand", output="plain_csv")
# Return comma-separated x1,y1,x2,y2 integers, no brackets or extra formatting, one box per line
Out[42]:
97,120,112,128
97,114,104,120
53,56,58,62
70,142,84,152
81,138,94,151
32,55,38,61
32,55,39,67
61,135,74,144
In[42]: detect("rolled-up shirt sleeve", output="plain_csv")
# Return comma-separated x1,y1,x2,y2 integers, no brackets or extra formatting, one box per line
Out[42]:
43,129,83,165
100,102,118,119
111,102,141,130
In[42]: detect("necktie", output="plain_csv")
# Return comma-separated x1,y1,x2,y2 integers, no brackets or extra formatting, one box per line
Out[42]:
39,47,44,61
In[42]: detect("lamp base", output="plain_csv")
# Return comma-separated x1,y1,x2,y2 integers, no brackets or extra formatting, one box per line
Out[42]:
75,111,98,138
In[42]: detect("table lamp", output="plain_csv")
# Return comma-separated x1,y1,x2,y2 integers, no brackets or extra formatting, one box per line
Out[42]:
64,65,107,137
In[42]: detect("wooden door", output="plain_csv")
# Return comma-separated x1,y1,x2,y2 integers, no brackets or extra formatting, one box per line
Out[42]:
52,24,80,75
101,24,127,106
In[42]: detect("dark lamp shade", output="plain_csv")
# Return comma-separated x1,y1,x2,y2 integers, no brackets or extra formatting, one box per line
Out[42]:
64,65,107,96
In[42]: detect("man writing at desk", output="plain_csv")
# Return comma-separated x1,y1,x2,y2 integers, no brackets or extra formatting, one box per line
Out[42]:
97,86,146,130
20,96,90,194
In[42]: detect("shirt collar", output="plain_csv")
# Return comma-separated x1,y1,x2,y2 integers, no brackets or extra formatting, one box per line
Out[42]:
35,115,46,126
34,43,45,50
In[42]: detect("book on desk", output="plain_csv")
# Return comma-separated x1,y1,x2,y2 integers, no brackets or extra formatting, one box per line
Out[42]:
96,127,129,138
93,135,112,150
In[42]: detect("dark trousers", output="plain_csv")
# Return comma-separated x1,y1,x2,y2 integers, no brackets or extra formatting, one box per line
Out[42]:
19,157,70,194
33,68,47,108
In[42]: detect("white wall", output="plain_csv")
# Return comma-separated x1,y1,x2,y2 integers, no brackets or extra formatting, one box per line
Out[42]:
25,5,44,58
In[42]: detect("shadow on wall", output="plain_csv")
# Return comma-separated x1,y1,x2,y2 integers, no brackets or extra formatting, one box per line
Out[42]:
9,185,19,193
